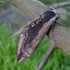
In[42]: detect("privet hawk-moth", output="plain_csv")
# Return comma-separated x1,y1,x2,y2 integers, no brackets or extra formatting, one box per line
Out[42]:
11,10,59,62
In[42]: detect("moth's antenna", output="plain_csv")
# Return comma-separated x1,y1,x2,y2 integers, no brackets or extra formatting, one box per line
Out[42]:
10,27,24,38
50,6,56,13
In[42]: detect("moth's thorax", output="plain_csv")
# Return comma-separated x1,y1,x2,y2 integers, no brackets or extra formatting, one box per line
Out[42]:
40,11,56,22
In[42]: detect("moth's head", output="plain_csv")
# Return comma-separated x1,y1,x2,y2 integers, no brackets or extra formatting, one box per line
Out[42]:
40,11,59,22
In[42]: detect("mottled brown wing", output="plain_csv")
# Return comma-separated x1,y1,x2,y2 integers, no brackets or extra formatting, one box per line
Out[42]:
17,19,44,62
17,15,58,62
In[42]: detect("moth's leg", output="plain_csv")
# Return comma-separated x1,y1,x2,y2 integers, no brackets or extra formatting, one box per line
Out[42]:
55,21,64,26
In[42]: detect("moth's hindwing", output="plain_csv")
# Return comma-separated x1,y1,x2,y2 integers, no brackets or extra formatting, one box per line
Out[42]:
17,33,28,62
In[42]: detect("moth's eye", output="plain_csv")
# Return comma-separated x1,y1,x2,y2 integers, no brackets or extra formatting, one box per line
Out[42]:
40,15,44,21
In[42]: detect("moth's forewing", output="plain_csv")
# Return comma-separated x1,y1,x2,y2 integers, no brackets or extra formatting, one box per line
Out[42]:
17,19,44,62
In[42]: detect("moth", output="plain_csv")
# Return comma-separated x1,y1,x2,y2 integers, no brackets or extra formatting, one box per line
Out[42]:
11,9,59,62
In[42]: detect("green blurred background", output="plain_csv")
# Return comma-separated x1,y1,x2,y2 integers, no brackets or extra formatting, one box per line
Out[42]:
0,0,70,70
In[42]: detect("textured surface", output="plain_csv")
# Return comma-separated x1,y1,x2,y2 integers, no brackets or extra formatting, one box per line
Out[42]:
50,23,70,56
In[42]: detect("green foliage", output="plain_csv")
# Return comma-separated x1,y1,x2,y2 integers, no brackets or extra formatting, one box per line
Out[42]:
0,22,70,70
0,0,8,9
39,0,70,4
